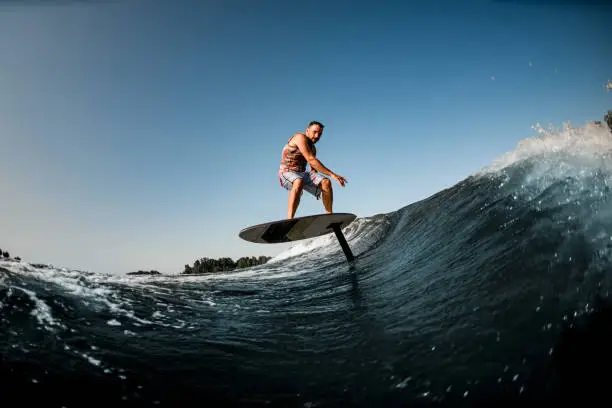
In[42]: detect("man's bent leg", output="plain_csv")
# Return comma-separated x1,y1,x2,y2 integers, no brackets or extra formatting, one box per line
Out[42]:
320,178,333,214
288,178,304,219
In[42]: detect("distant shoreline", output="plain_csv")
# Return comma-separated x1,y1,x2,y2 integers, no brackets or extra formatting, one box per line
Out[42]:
1,247,272,276
127,255,273,276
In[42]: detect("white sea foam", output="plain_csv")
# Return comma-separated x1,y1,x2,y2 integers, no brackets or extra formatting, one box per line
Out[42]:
15,286,66,331
1,261,160,326
269,214,391,263
269,234,336,262
473,119,612,257
476,120,612,184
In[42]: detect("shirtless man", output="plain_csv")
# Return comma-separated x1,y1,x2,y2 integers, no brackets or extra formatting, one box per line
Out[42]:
278,121,348,219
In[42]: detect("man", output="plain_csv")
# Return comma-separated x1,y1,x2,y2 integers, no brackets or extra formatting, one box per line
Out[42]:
278,121,348,219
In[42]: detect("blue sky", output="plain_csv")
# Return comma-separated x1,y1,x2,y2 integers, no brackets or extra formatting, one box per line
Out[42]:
1,0,610,274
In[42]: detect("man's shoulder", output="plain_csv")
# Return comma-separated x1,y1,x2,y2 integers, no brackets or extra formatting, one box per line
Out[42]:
288,132,306,144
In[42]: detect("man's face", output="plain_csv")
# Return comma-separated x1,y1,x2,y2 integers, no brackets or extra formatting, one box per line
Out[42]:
307,124,323,143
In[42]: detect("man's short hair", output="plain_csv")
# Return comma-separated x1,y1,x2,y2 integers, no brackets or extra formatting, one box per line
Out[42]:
308,121,324,129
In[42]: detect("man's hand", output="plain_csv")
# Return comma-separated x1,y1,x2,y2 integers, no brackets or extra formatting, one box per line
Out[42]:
332,173,348,187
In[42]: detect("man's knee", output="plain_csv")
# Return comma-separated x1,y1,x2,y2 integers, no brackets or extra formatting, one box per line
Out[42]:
320,178,332,191
291,178,304,192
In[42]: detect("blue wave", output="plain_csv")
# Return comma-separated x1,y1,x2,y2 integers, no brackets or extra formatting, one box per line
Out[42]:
1,121,611,406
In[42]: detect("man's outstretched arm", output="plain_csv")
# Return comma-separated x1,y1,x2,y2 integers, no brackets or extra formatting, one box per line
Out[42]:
293,134,348,187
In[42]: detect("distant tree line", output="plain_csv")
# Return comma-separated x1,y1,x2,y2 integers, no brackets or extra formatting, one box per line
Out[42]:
0,245,271,275
0,247,20,261
605,110,612,131
127,270,161,276
182,256,272,274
